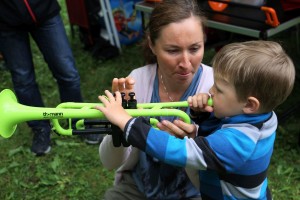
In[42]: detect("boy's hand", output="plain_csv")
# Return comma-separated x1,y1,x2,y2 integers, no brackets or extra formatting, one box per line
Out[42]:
157,119,197,139
96,90,132,131
187,93,214,113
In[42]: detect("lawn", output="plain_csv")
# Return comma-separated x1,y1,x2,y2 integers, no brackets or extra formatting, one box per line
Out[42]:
0,1,299,199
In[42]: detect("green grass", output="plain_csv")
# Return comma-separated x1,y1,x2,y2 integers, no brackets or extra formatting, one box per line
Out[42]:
0,39,143,200
0,27,144,199
0,1,299,199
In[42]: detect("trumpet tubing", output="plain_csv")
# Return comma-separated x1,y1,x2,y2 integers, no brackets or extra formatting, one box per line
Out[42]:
0,89,191,138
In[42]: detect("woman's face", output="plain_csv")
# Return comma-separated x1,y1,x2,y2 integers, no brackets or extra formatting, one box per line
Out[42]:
150,16,205,85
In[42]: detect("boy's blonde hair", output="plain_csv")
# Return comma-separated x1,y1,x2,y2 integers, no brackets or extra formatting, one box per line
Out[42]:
212,40,295,112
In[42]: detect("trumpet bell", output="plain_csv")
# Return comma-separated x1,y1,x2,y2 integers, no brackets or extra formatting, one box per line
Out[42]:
0,89,18,138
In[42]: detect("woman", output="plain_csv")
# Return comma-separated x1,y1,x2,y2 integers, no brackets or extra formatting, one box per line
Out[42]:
100,0,214,199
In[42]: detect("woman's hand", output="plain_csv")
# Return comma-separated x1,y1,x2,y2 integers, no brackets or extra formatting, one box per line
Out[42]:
112,77,135,100
156,119,197,139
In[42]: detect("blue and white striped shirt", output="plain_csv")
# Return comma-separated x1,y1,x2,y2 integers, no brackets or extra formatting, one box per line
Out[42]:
125,112,276,200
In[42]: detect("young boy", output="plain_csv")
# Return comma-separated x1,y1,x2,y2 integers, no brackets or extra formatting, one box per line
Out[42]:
96,40,295,200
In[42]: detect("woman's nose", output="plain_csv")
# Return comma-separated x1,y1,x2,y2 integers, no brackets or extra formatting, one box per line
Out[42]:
179,52,191,68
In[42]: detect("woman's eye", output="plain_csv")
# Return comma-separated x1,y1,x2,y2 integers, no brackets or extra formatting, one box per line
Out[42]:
166,49,178,54
190,47,200,53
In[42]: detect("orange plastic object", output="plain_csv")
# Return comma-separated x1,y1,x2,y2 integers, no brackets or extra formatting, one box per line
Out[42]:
208,0,229,12
261,6,280,27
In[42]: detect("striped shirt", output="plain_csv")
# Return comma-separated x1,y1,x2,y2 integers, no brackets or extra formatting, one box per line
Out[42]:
124,112,276,200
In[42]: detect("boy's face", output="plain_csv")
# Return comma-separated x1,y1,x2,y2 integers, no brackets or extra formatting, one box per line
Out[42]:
209,77,246,118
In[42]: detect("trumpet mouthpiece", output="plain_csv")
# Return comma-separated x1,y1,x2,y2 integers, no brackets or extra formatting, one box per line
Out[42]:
207,98,213,107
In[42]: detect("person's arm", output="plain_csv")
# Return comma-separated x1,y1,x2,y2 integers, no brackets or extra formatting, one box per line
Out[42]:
96,91,212,169
124,117,220,170
96,90,132,130
98,78,135,170
96,91,226,171
98,90,267,178
99,135,132,170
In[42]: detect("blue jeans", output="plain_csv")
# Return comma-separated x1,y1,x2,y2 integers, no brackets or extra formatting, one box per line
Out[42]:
0,14,83,129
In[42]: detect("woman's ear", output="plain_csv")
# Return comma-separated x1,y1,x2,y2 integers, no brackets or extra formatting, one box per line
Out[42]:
243,96,260,114
148,36,156,55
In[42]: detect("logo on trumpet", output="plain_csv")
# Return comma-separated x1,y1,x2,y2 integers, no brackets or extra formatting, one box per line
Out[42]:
43,112,63,118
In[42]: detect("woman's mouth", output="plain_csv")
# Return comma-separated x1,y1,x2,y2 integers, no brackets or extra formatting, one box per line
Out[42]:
176,72,191,79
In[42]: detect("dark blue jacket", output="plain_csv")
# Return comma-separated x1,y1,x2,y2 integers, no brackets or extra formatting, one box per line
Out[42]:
0,0,60,31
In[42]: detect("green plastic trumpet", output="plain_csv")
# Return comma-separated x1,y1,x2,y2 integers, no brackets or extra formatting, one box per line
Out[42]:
0,89,192,139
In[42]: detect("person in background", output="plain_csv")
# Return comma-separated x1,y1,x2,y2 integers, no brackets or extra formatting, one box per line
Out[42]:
99,0,214,199
0,0,102,156
97,40,295,200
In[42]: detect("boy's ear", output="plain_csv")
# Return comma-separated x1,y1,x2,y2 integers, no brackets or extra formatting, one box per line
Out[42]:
243,96,260,114
148,36,156,55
